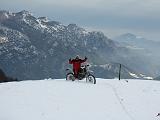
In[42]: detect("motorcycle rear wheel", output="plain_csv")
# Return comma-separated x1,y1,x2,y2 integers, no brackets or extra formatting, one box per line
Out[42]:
66,73,75,81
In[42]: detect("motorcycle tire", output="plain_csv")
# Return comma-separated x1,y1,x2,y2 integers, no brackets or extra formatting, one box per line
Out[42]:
87,74,96,84
66,73,75,81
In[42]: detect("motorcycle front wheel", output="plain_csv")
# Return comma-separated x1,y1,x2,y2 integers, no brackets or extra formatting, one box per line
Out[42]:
86,74,96,84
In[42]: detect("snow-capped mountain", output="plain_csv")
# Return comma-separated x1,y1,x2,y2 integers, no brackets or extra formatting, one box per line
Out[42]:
0,79,159,120
0,10,148,80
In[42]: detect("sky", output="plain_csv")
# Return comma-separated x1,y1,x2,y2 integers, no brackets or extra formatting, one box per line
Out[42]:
0,0,160,40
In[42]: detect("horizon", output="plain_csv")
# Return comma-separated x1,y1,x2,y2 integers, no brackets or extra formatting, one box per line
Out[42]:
0,0,160,41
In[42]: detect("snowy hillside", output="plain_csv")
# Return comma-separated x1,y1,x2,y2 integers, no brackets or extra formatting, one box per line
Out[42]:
0,79,160,120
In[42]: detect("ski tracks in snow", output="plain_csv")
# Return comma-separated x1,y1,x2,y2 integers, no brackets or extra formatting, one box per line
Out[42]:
104,81,135,120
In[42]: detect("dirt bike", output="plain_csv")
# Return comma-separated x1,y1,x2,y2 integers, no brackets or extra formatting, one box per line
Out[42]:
66,64,96,84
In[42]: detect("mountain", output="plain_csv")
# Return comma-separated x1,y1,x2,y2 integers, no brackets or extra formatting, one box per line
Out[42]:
154,76,160,80
113,33,160,77
0,10,149,80
0,79,159,120
114,33,160,51
91,63,152,79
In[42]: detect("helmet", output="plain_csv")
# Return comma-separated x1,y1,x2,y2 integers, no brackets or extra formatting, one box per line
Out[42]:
75,55,80,59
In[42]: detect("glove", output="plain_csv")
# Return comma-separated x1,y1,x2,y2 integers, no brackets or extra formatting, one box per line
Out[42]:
85,56,87,60
69,58,71,61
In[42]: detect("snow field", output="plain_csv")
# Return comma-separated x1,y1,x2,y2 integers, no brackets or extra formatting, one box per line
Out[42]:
0,79,160,120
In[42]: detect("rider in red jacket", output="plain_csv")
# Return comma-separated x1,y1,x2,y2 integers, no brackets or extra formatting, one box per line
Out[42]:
69,55,87,78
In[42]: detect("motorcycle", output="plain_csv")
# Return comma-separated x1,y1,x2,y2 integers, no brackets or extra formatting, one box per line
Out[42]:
66,64,96,84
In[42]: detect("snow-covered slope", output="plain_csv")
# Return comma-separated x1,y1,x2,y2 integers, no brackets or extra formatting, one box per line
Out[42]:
0,79,160,120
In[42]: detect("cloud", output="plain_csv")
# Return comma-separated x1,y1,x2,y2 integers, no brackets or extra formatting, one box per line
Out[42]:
1,0,160,18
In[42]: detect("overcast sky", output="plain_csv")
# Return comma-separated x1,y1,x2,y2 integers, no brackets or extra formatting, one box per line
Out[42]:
0,0,160,40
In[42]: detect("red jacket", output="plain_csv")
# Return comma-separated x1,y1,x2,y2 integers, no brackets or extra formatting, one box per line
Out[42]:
69,58,87,72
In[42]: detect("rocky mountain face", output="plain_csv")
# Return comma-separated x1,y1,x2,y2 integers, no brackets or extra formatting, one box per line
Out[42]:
0,10,148,80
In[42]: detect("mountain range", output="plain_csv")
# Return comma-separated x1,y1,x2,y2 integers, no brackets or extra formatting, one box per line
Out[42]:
0,10,153,80
113,33,160,79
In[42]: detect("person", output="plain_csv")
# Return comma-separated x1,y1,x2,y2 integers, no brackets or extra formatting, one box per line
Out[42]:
69,55,87,78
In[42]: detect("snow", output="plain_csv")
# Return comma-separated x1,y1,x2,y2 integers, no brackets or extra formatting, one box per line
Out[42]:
51,26,58,31
129,72,139,78
4,13,9,19
36,19,47,29
99,64,112,70
140,74,153,80
0,79,160,120
146,77,153,79
0,37,8,43
82,30,88,35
